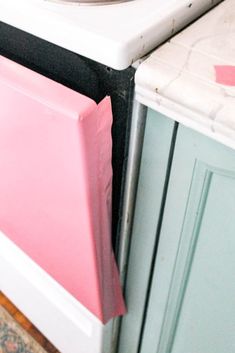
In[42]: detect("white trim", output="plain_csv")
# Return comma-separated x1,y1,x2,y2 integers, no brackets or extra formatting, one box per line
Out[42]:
0,0,222,69
0,231,111,353
135,89,235,152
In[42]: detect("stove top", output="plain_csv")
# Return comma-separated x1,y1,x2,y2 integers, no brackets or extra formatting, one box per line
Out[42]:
0,0,222,69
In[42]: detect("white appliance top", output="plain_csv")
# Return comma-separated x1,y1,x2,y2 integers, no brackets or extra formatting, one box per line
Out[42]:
135,0,235,150
0,0,221,70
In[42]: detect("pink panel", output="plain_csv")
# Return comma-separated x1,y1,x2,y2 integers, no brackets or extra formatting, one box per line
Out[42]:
0,55,126,323
214,65,235,86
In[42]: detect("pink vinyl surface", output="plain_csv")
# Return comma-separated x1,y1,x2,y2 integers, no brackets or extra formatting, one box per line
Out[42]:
0,55,126,323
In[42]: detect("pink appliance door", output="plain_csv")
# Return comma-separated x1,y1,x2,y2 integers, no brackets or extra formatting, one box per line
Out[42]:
0,55,125,324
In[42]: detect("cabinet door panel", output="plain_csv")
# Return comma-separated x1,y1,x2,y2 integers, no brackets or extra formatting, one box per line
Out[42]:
140,125,235,353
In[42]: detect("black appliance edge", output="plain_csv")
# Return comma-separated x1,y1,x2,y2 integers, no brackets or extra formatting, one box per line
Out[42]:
0,21,135,249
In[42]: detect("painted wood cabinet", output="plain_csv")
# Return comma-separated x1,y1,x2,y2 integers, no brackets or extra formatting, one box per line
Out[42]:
118,109,176,353
119,108,235,353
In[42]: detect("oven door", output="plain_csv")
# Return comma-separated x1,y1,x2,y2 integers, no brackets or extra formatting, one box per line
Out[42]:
0,55,125,353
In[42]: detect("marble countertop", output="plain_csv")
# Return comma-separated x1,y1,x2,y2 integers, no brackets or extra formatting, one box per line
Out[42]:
0,0,221,70
135,0,235,150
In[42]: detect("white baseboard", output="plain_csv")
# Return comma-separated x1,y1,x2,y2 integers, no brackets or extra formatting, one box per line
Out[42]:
0,231,112,353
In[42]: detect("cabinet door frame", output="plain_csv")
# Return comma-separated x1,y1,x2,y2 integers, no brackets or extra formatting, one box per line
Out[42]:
118,109,177,353
140,123,235,353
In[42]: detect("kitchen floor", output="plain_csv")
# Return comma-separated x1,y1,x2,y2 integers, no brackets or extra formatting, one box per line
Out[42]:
0,292,60,353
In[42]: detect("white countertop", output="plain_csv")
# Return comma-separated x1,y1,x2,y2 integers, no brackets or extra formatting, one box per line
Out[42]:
135,0,235,150
0,0,221,70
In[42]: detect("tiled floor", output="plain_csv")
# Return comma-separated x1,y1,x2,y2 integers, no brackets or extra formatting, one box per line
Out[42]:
0,291,60,353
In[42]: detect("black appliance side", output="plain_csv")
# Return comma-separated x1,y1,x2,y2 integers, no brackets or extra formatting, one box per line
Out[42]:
0,21,135,249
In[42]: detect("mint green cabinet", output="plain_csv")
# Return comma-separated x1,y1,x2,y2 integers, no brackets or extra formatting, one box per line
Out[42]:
140,116,235,353
119,108,235,353
118,109,176,353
